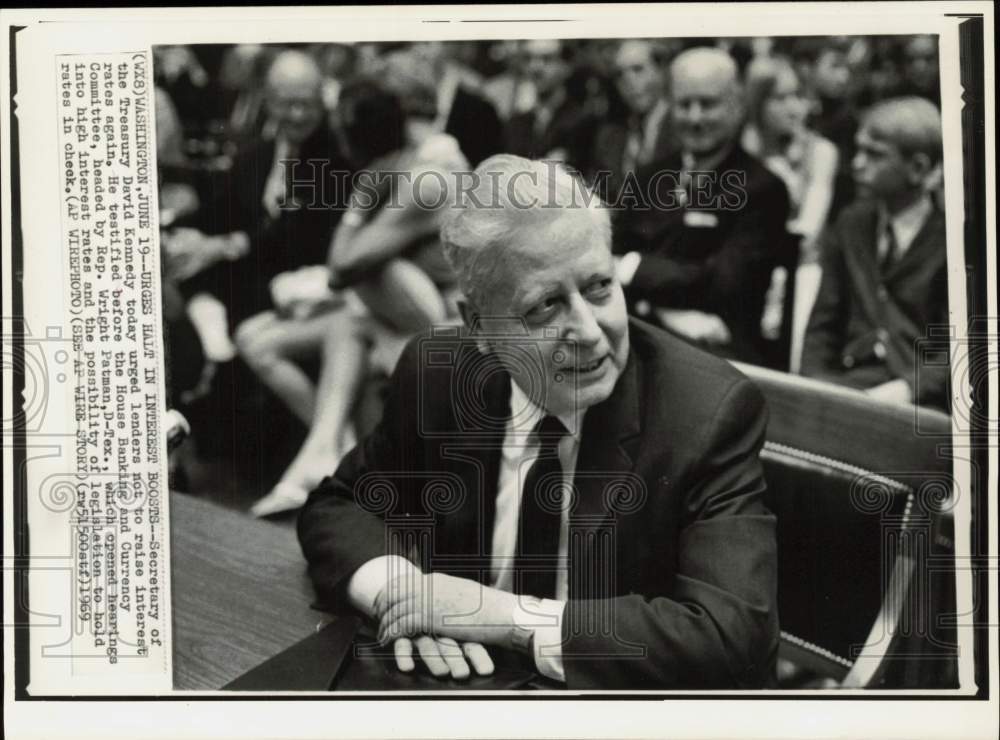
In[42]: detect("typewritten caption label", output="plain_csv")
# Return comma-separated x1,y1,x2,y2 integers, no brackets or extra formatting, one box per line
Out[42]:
56,51,168,678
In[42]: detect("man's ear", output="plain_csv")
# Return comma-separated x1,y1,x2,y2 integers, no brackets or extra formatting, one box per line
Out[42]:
458,299,491,355
906,152,934,187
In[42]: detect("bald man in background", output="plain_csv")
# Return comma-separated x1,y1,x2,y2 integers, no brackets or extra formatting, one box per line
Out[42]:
615,47,790,366
181,49,352,333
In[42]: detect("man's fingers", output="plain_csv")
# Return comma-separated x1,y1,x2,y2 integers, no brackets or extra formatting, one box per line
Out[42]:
393,637,416,673
378,606,426,645
435,637,470,680
461,642,495,676
377,596,419,641
414,635,450,678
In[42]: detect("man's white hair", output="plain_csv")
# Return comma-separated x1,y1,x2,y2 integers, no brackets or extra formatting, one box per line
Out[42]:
440,154,610,307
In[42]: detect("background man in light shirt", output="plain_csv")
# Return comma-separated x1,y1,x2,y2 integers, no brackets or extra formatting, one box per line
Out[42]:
298,155,778,688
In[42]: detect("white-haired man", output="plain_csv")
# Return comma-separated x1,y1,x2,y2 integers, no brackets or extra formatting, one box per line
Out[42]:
615,47,791,366
180,49,351,336
299,155,778,689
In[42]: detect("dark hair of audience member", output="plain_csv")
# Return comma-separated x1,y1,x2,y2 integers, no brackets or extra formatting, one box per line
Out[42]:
336,78,406,168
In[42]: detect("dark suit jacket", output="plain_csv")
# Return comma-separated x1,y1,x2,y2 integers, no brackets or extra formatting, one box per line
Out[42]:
505,97,596,174
589,113,676,203
801,200,949,410
298,318,779,689
445,87,505,168
616,145,792,365
181,127,351,329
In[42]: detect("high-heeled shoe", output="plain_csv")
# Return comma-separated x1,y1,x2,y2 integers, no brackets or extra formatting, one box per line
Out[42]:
250,482,310,518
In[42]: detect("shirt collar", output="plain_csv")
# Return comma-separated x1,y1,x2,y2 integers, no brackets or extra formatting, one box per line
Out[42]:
646,99,669,132
508,379,585,443
880,193,934,251
681,139,734,175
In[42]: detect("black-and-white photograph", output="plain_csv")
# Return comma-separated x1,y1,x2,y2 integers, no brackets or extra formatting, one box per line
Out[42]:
151,30,971,693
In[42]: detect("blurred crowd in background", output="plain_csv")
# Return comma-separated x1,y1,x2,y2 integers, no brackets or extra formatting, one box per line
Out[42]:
152,35,947,513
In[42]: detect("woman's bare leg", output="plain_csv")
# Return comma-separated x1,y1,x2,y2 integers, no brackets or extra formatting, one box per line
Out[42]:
235,310,337,425
353,258,448,331
251,310,371,516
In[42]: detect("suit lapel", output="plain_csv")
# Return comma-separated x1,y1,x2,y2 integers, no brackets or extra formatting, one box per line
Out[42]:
569,351,642,599
438,344,510,583
884,207,944,282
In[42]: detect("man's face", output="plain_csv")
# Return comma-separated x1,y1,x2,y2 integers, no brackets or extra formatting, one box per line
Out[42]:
470,210,630,418
671,67,740,158
904,36,939,93
615,42,664,116
851,125,911,200
813,49,850,100
266,78,324,146
523,40,566,100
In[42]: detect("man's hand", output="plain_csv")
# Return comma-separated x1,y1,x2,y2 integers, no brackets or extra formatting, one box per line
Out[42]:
656,309,732,345
391,636,494,680
865,378,914,405
374,572,518,649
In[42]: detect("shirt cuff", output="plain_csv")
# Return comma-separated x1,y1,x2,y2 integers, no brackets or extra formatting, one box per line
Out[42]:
513,597,566,683
616,251,642,287
346,555,420,619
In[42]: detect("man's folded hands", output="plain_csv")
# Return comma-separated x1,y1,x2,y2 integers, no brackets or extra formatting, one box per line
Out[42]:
372,571,520,679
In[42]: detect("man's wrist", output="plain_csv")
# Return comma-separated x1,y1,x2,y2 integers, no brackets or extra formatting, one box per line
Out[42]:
509,597,566,682
347,555,421,619
509,596,543,654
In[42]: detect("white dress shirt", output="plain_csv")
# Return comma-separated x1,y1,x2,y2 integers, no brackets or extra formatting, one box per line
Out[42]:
346,379,584,682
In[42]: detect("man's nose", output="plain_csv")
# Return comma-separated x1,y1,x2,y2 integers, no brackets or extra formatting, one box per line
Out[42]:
685,102,704,124
852,151,866,172
564,294,602,347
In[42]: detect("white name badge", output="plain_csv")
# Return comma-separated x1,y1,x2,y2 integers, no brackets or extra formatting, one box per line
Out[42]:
683,211,720,228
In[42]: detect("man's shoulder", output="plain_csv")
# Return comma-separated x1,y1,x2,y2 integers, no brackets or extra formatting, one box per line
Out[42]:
834,199,879,228
824,200,879,247
729,146,789,202
628,318,761,420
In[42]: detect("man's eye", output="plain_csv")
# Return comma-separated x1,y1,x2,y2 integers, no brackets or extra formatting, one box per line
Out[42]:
526,298,559,321
585,279,613,301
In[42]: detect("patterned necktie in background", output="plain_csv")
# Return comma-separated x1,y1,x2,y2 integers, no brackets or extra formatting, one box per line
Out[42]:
514,415,569,599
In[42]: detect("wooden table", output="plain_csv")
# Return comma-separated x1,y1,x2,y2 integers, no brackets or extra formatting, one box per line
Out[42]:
169,491,543,692
170,492,321,690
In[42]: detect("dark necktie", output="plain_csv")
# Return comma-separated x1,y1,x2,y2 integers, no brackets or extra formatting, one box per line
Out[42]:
881,221,900,273
514,415,568,599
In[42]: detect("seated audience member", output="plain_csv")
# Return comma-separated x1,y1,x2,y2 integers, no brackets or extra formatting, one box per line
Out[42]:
801,97,948,410
742,55,839,357
505,40,594,170
590,39,675,200
743,56,839,258
804,38,862,221
180,49,350,338
899,35,940,105
298,155,778,689
481,41,537,121
249,77,468,517
615,47,791,365
407,41,505,168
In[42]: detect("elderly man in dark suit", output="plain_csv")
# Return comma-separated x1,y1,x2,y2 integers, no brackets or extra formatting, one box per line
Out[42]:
180,49,350,334
802,97,948,410
615,47,791,366
297,155,778,689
